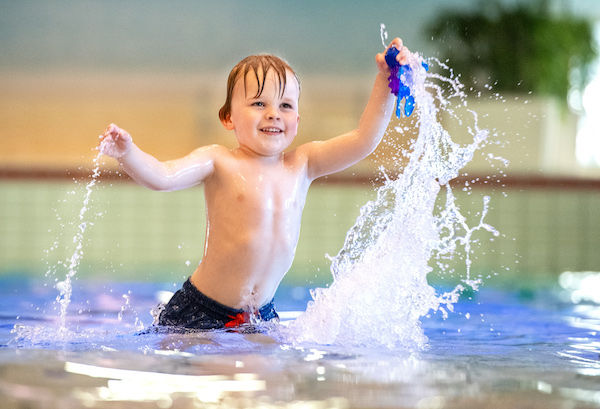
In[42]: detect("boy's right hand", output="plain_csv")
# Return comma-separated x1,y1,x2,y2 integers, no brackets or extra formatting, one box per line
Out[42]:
99,123,132,159
375,37,410,75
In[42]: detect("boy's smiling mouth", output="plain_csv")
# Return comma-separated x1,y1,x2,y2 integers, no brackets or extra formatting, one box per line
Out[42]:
260,127,283,134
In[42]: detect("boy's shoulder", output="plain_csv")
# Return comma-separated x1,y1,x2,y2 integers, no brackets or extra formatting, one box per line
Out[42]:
189,143,230,159
290,140,322,159
183,144,233,171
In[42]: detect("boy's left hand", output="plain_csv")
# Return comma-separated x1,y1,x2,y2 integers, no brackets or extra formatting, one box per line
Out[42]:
375,37,410,74
99,123,132,159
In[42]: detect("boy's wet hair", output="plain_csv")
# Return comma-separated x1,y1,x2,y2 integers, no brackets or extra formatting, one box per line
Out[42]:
219,54,300,122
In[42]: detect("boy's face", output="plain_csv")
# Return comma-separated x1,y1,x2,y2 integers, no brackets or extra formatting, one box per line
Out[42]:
222,68,300,158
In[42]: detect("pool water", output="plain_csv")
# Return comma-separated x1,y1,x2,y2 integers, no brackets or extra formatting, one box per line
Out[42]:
0,275,598,409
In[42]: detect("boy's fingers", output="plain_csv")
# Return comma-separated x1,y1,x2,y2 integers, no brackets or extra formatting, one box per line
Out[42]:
383,37,411,65
388,37,403,50
397,51,408,65
388,37,402,47
106,123,121,135
397,47,411,65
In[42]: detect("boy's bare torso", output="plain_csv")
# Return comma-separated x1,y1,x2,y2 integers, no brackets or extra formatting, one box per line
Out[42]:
100,38,408,314
191,146,311,309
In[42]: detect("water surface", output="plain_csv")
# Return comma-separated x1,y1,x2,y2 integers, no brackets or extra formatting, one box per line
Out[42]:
1,277,598,409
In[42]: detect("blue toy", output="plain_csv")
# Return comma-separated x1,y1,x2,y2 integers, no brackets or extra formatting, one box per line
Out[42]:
385,46,428,118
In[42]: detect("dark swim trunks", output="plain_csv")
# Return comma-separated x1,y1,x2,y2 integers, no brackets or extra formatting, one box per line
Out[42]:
157,278,279,330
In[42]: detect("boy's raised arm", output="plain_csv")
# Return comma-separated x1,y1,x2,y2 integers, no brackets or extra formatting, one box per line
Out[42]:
100,124,218,192
301,38,410,181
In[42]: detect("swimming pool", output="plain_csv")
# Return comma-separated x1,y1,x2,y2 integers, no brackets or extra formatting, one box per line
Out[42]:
1,274,598,409
2,53,599,409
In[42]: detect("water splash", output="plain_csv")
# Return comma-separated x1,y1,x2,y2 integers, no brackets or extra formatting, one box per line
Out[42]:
54,151,103,335
380,23,388,48
12,150,105,344
118,290,146,331
288,54,498,350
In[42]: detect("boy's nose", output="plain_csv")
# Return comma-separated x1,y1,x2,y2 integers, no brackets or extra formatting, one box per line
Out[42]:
266,108,280,120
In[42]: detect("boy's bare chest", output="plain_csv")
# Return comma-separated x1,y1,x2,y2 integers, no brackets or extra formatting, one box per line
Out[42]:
212,161,310,212
233,170,305,209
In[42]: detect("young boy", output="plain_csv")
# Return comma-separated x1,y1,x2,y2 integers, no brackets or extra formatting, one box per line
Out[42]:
100,38,411,330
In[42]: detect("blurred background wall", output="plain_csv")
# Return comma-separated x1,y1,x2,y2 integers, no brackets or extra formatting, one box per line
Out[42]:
1,0,599,288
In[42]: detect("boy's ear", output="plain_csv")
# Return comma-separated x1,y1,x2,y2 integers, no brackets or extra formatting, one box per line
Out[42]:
221,115,234,131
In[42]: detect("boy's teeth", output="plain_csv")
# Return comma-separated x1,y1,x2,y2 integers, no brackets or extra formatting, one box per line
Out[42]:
262,128,281,132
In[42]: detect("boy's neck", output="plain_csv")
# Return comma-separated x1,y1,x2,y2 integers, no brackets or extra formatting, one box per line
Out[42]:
235,146,285,163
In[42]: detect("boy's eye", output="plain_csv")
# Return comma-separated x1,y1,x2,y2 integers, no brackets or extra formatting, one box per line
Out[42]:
252,101,264,107
281,103,294,109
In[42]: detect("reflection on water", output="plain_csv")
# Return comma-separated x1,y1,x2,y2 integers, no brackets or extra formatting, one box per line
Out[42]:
1,278,599,408
64,360,266,404
559,271,600,304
